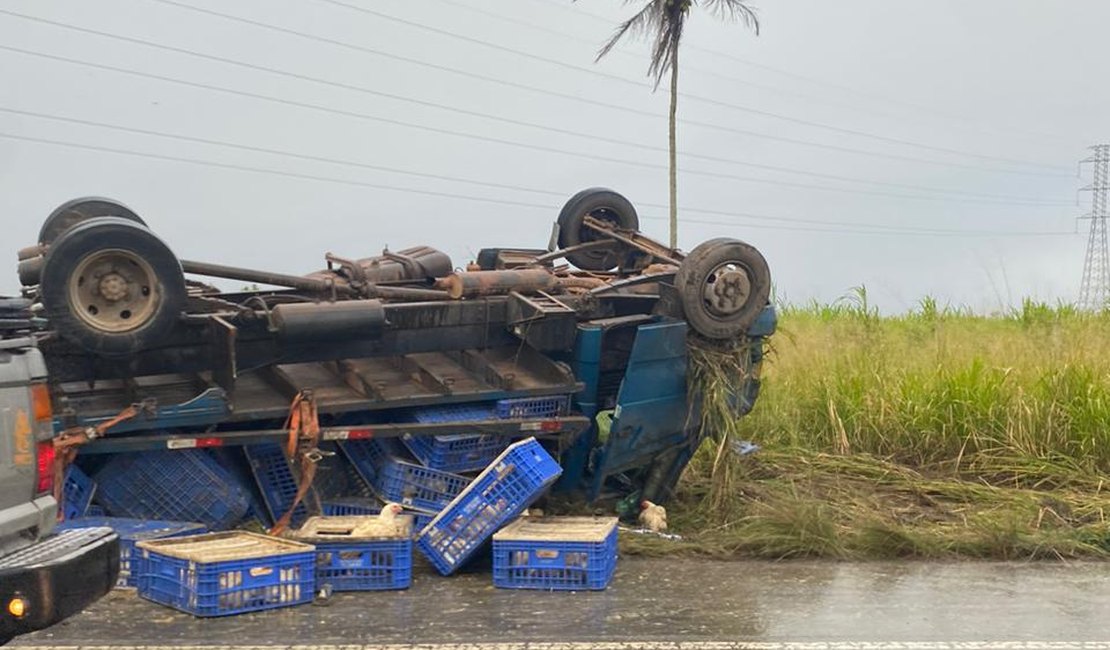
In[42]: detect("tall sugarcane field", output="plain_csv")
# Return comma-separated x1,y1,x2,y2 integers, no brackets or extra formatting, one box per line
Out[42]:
633,293,1110,560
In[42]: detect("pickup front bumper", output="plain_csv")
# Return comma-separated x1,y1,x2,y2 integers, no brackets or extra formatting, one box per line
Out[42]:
0,527,119,644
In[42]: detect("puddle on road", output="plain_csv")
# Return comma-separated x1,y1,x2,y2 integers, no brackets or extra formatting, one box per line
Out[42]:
15,559,1109,644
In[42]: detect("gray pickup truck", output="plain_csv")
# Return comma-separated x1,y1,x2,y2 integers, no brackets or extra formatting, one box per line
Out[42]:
1,300,119,645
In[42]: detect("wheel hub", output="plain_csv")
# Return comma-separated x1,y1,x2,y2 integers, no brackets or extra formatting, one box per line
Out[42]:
67,249,159,333
97,273,129,302
704,265,751,317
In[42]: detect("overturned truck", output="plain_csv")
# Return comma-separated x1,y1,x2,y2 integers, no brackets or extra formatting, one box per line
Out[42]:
13,188,774,520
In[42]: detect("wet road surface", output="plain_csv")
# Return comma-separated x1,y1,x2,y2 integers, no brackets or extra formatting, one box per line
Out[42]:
13,559,1110,646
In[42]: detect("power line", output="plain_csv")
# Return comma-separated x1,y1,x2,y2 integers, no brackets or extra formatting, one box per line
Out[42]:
548,0,1073,146
0,131,559,211
0,42,1070,207
0,129,1073,239
0,106,572,199
433,0,1071,149
5,104,1067,234
0,6,1064,203
315,0,1072,172
138,0,1072,179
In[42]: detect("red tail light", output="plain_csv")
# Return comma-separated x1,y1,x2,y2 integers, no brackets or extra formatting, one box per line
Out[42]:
36,441,55,494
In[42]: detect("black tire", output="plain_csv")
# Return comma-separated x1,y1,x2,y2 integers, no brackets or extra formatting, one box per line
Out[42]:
40,217,185,356
556,188,639,271
39,197,146,246
675,237,771,340
0,297,32,333
0,297,31,317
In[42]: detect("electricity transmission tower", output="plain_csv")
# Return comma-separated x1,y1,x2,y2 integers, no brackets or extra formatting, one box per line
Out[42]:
1079,144,1110,311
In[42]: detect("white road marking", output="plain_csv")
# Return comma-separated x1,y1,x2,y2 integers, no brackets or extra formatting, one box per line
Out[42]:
15,638,1110,643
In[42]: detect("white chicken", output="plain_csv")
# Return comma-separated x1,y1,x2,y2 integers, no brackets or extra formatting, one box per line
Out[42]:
638,500,668,533
376,502,408,536
378,502,404,522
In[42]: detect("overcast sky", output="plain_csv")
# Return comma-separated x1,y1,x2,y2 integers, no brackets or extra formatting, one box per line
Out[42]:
2,0,1107,312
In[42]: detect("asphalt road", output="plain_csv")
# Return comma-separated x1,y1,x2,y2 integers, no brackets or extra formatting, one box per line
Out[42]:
13,559,1110,647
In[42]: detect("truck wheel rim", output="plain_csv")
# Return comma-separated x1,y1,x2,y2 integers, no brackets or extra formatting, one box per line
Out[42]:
702,261,752,318
67,248,160,333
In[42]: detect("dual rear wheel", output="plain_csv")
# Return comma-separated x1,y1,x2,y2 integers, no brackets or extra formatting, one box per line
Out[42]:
37,199,184,356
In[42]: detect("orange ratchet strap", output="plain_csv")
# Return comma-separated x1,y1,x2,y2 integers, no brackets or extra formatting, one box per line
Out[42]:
52,404,141,519
270,391,321,536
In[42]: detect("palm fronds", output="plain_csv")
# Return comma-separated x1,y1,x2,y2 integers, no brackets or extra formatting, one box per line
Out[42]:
592,0,760,86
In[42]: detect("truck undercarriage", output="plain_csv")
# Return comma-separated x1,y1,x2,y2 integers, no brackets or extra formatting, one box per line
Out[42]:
12,188,775,515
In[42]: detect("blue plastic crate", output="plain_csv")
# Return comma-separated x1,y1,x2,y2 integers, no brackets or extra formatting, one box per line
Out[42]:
62,465,96,521
293,517,412,592
137,531,315,617
412,510,434,533
417,437,562,575
208,448,273,528
313,540,412,591
321,499,380,516
495,395,571,419
402,434,509,474
58,517,206,587
401,404,507,473
407,403,496,423
94,450,250,531
245,443,317,528
492,517,618,591
340,438,469,512
86,504,106,517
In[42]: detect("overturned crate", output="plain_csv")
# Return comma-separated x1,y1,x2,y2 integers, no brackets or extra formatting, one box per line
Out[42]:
62,465,96,521
136,531,315,617
417,437,562,575
58,517,206,587
340,437,468,513
93,450,250,531
492,517,618,591
245,442,319,528
291,515,413,592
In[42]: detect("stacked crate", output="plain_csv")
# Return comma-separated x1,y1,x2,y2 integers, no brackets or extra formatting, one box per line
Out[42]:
401,404,510,473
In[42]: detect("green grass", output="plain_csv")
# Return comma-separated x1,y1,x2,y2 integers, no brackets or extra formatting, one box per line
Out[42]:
629,295,1110,560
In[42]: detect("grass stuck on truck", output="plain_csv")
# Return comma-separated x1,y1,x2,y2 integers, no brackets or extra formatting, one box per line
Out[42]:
3,188,774,619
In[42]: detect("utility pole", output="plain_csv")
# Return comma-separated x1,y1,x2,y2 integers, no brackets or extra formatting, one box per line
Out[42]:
1078,144,1110,311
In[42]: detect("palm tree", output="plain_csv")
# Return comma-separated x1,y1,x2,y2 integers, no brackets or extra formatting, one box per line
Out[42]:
590,0,759,248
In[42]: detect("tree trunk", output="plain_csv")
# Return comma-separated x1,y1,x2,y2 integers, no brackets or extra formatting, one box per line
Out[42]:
668,54,679,250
